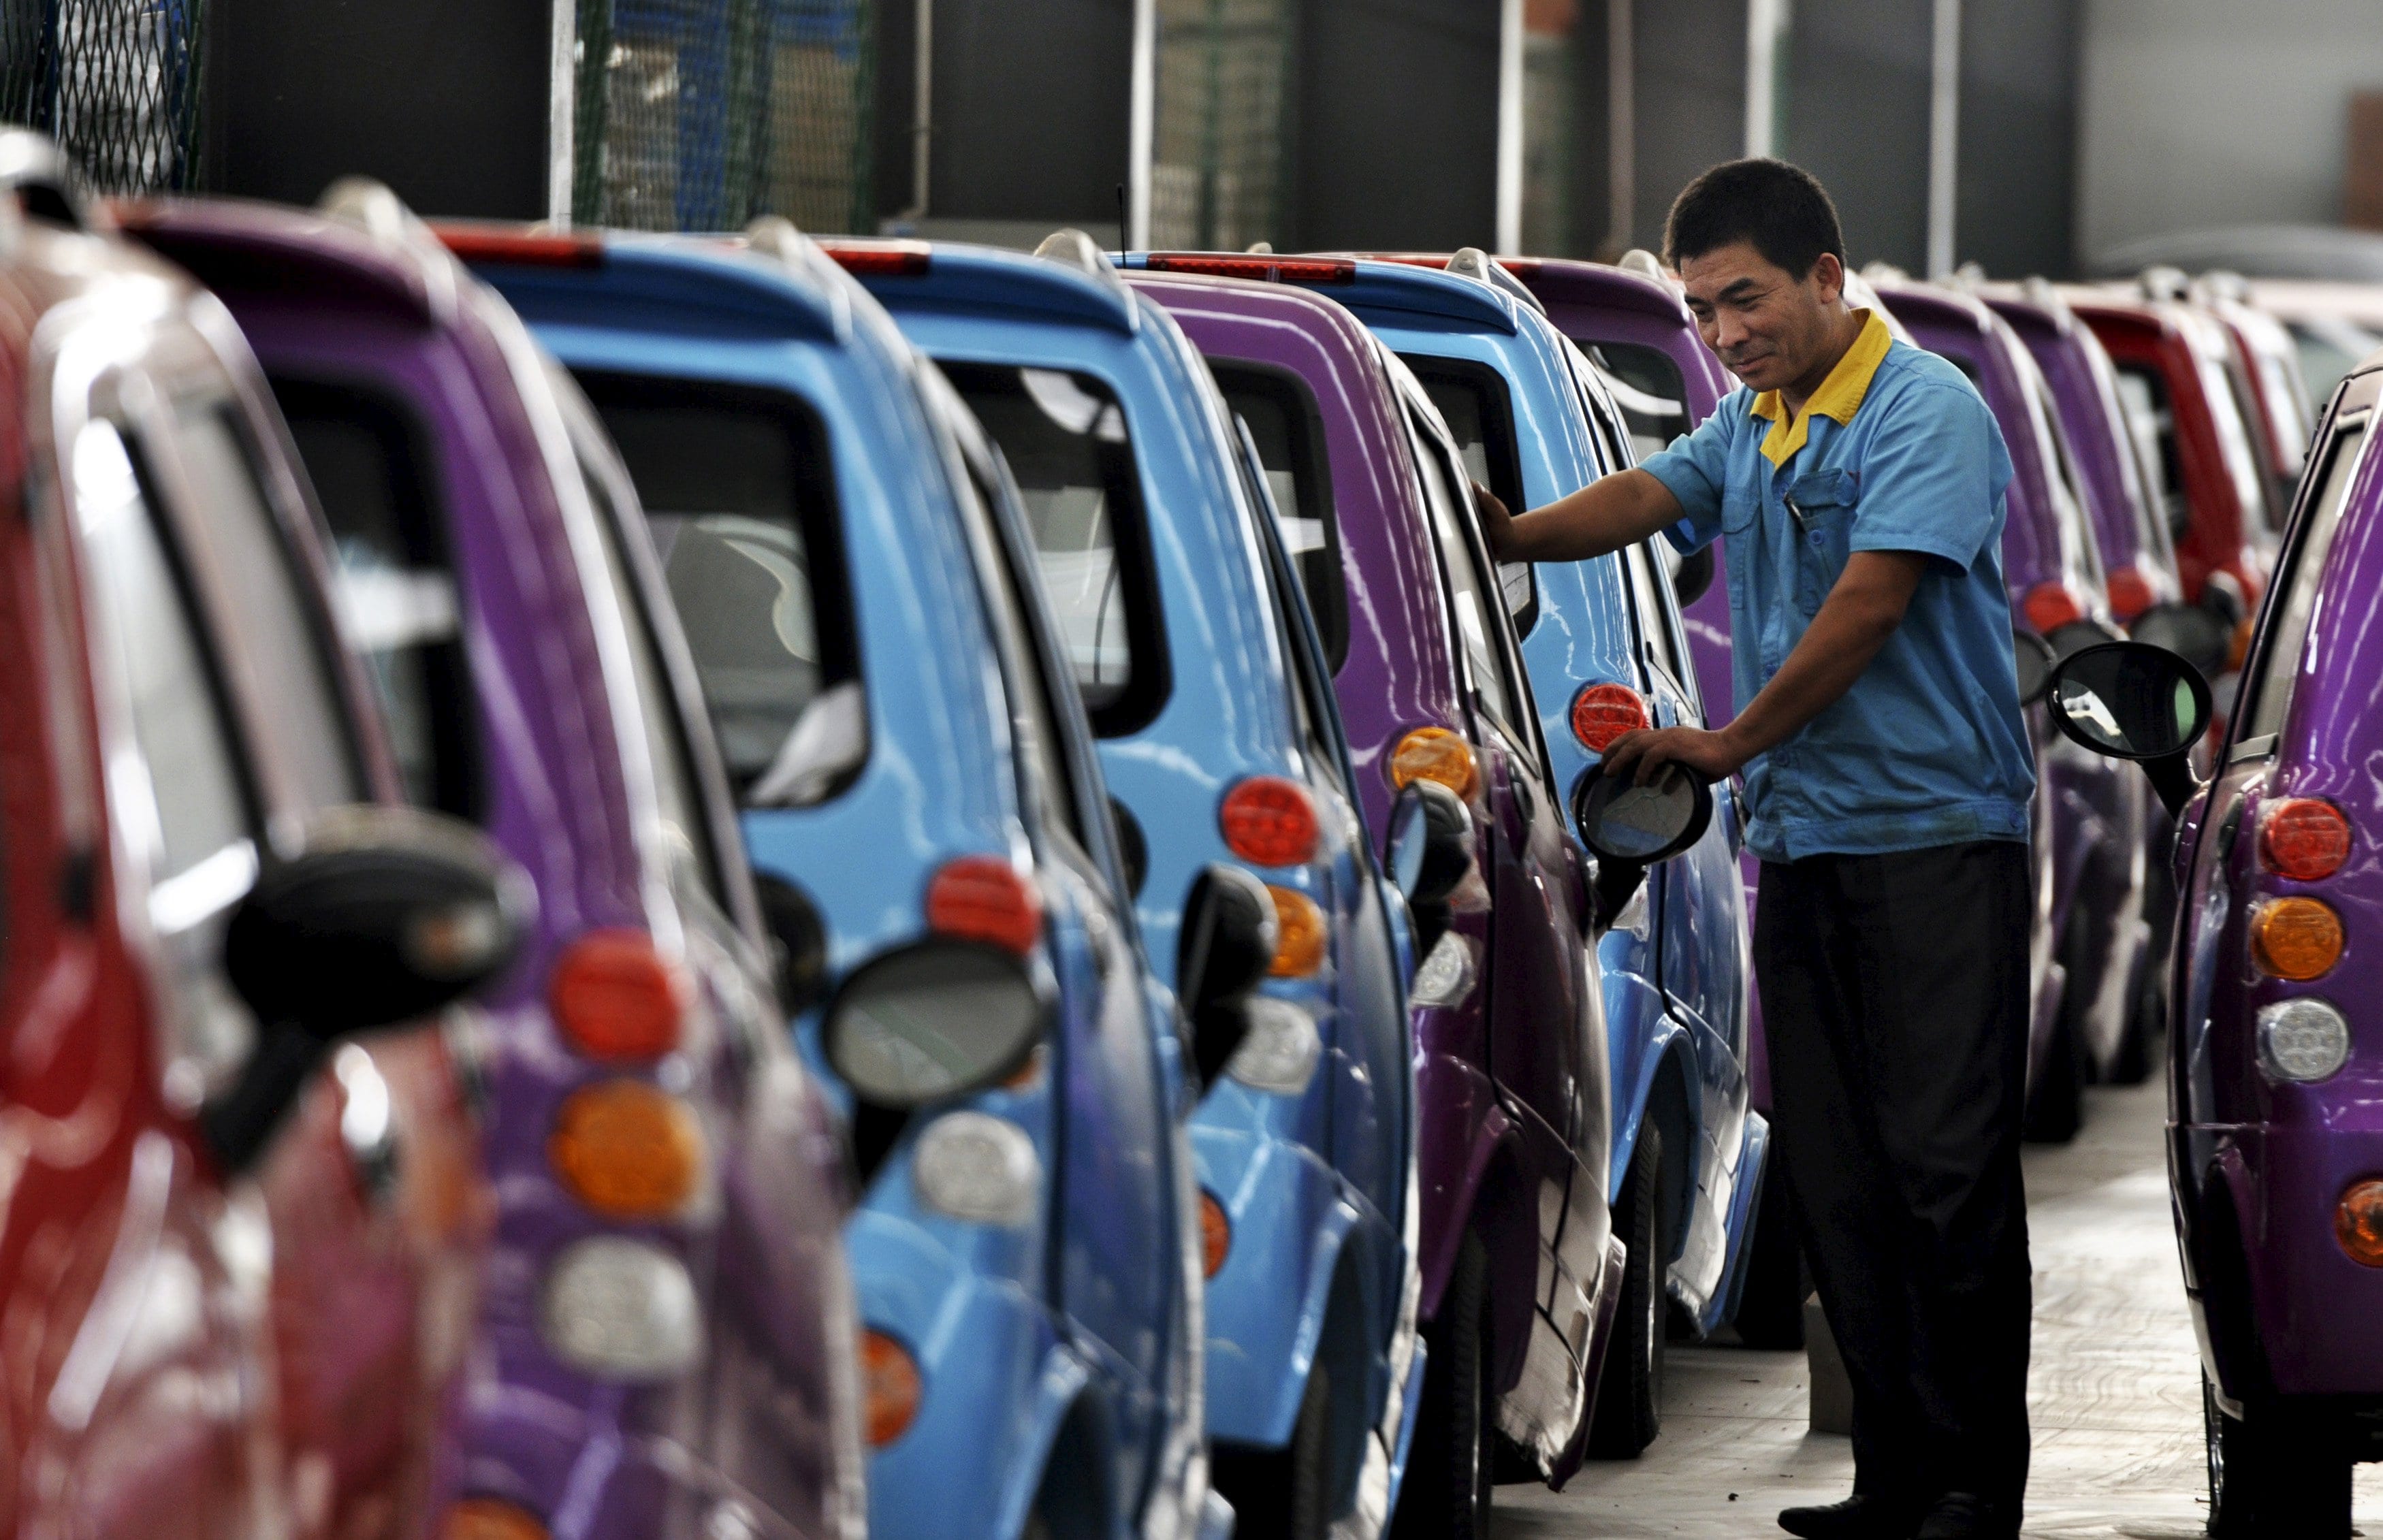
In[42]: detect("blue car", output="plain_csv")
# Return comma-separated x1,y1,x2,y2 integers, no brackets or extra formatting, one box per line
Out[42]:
466,224,1227,1540
835,231,1426,1539
1332,252,1768,1455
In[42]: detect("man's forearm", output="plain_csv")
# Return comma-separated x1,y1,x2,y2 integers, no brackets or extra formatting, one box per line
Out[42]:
1488,468,1684,562
1716,552,1925,763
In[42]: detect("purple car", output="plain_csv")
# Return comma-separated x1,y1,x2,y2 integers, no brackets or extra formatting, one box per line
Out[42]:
124,193,867,1540
2034,341,2383,1533
1125,263,1621,1533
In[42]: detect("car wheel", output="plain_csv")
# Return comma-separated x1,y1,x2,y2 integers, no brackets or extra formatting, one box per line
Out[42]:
1390,1232,1492,1540
1588,1125,1665,1458
2204,1374,2351,1537
1730,1155,1805,1350
1213,1358,1334,1540
2022,1010,2086,1144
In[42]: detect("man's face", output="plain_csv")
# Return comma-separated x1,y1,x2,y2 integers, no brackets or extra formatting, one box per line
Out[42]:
1678,242,1846,394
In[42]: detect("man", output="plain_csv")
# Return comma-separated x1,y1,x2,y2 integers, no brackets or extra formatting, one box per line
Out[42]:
1473,159,2034,1539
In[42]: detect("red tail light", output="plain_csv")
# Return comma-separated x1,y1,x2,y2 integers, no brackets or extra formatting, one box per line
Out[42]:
2022,581,2086,635
2106,565,2155,622
1570,682,1650,753
1220,777,1321,867
817,240,932,276
925,855,1042,954
551,931,687,1060
2262,799,2352,882
1145,253,1355,285
432,224,604,268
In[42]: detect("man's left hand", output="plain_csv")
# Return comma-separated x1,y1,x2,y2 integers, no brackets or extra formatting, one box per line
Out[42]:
1599,725,1746,786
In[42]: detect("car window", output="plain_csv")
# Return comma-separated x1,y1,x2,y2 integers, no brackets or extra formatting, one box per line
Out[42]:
1226,416,1347,786
577,452,727,901
273,379,480,819
578,374,865,807
2240,413,2373,743
165,396,365,808
1404,399,1524,735
940,362,1165,737
1401,355,1537,636
71,420,252,890
1207,363,1347,672
1581,341,1690,464
2014,353,2106,597
2113,364,2189,543
1623,540,1686,689
2196,343,2274,537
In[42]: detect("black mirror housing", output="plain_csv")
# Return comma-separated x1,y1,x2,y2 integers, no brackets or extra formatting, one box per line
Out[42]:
1571,763,1714,865
2013,627,2057,707
1672,544,1716,609
2044,639,2215,816
1385,780,1475,952
1177,865,1278,1087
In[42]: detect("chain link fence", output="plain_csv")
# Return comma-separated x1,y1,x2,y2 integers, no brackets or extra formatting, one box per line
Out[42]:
1151,0,1290,253
1,0,209,194
573,0,874,235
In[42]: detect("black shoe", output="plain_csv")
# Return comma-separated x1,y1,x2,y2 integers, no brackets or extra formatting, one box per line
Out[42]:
1777,1492,1921,1539
1912,1492,2019,1540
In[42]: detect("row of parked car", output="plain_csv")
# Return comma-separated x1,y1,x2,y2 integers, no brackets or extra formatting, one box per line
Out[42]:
0,112,2361,1540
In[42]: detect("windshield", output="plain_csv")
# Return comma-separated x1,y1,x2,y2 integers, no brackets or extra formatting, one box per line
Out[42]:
939,362,1163,737
577,375,864,806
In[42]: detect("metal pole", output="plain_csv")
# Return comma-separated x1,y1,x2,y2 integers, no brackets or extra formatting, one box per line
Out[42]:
547,0,576,226
1128,0,1155,248
898,0,933,221
1744,0,1788,159
1608,0,1633,252
1927,0,1960,277
1495,0,1524,253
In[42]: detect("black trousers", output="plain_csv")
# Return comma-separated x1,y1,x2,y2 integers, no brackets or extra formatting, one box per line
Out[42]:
1757,839,2033,1506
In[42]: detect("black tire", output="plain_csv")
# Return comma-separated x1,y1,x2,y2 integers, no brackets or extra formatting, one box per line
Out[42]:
2022,1008,2086,1144
2204,1375,2351,1537
1390,1232,1492,1540
1588,1126,1665,1457
1730,1152,1805,1350
1213,1360,1334,1540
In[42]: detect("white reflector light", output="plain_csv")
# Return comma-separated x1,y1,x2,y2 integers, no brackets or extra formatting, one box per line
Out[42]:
912,1111,1041,1227
2258,997,2351,1084
1226,997,1322,1095
1409,932,1477,1010
540,1236,704,1379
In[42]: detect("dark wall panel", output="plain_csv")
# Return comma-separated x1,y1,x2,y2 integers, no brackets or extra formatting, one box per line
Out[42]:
1957,0,2077,278
206,0,551,217
1782,0,1930,272
930,0,1135,222
1632,0,1744,251
1286,0,1499,252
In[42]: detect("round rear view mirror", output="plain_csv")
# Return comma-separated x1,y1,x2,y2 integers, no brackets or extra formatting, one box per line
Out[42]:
1571,763,1714,865
2045,640,2213,761
1385,780,1474,910
825,941,1049,1106
2012,628,2057,708
2127,601,2231,680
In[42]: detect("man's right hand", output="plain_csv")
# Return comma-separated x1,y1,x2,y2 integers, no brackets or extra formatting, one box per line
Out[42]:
1460,467,1685,565
1469,479,1516,558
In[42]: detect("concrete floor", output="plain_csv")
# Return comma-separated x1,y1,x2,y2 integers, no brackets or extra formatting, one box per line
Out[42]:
1492,1077,2383,1537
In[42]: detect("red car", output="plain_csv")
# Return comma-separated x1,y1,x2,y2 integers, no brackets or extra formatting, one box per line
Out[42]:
0,138,517,1539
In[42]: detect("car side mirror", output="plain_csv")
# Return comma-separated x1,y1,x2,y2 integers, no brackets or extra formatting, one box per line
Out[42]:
823,940,1050,1108
1385,781,1473,951
2044,639,2213,816
1572,762,1714,865
1672,544,1716,609
2013,627,2057,707
752,869,829,1015
2128,600,2232,680
1177,864,1277,1087
204,805,528,1172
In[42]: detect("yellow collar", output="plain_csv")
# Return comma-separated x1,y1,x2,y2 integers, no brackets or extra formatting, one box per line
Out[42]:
1748,309,1893,468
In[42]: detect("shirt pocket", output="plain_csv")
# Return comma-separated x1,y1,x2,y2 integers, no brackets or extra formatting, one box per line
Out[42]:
1785,467,1859,615
1722,465,1763,534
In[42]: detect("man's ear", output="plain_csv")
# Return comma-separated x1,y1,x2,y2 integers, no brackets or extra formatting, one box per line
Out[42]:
1810,251,1846,306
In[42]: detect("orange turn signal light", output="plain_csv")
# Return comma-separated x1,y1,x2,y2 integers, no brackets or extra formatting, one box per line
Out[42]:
861,1329,923,1446
2337,1181,2383,1267
925,854,1042,954
2262,799,2352,882
1265,885,1328,976
441,1498,549,1540
548,1080,704,1219
1200,1190,1232,1278
551,930,686,1061
1569,682,1650,754
2250,897,2345,981
1388,727,1477,798
1221,777,1320,867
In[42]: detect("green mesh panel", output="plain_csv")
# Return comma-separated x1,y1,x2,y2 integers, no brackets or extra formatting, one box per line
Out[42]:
1,0,209,194
1152,0,1290,253
574,0,873,234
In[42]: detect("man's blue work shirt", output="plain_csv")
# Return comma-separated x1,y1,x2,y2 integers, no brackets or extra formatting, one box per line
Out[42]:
1639,309,2035,863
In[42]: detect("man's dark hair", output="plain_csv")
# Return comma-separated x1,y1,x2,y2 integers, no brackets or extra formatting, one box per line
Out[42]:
1663,158,1846,278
